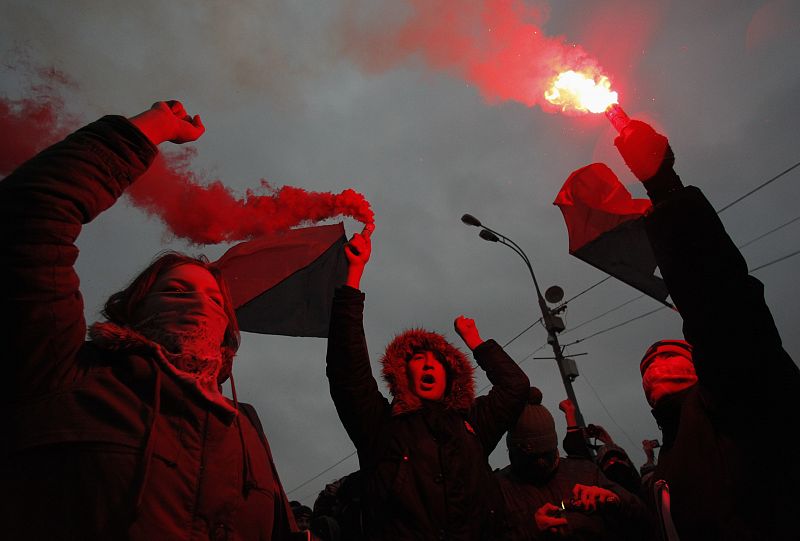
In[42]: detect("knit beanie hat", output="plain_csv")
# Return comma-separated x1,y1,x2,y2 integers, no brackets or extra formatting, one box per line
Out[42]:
640,339,696,406
640,339,693,375
506,387,558,454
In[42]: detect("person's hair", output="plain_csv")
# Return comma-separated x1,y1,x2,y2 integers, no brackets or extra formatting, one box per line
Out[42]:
102,251,240,368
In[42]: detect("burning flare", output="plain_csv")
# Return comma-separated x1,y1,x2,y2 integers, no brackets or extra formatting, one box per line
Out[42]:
544,70,618,114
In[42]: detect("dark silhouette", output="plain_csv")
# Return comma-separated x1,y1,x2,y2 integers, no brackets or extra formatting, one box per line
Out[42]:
496,388,653,540
581,119,800,540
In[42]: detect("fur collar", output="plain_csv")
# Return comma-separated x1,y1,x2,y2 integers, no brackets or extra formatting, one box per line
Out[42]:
88,320,161,354
88,321,237,416
88,321,233,384
381,328,475,415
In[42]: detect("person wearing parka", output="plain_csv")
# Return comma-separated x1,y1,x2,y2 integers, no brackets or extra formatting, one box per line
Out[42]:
325,228,530,540
606,120,800,540
0,102,304,541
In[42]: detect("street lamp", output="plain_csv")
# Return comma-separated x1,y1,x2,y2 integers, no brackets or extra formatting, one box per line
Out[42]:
461,213,587,428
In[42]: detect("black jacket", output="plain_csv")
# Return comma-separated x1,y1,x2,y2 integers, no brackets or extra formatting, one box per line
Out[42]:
496,457,653,541
642,177,800,540
326,286,530,540
0,116,301,540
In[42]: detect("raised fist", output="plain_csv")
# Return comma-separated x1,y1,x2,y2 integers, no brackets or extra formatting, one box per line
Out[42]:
129,100,205,145
454,316,483,350
614,120,674,182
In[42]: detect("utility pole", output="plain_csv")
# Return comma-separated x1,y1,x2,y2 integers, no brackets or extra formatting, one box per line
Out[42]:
462,214,587,427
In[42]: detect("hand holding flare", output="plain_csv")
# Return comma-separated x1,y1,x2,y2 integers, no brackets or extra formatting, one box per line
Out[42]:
544,70,673,182
344,223,374,290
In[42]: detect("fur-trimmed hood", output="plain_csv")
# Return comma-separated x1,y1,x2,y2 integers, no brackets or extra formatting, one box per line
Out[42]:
381,328,475,415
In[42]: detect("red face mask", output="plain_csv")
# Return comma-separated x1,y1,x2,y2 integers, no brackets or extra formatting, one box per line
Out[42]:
133,264,228,371
407,351,448,402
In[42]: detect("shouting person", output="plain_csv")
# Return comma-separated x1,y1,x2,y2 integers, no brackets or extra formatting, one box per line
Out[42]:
326,229,530,540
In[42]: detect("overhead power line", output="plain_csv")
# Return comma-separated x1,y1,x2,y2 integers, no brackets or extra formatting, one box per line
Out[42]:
717,160,800,214
502,317,543,348
561,294,646,337
578,371,640,454
561,306,669,348
750,249,800,273
557,276,611,308
286,450,357,496
738,215,800,250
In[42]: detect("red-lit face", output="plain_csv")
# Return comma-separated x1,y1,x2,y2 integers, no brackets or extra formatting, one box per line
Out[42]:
407,351,447,402
132,264,228,352
642,353,698,407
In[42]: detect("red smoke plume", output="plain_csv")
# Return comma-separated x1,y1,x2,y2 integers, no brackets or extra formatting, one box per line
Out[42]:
341,0,609,112
1,63,374,244
0,66,77,173
130,151,374,244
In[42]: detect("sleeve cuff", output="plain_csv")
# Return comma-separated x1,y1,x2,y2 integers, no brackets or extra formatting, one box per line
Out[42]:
335,285,365,300
643,167,684,204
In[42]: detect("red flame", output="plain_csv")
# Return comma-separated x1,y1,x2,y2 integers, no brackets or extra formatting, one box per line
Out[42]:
544,70,618,114
342,0,613,112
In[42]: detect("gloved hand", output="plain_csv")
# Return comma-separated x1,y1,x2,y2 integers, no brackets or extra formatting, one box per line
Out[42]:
614,120,674,182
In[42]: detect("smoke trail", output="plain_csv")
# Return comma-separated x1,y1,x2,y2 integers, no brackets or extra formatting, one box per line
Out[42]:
0,64,77,173
340,0,610,113
130,150,374,244
1,61,374,244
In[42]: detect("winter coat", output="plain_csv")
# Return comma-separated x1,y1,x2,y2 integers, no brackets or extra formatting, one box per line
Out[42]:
326,286,530,540
641,179,800,540
0,116,301,541
496,457,654,541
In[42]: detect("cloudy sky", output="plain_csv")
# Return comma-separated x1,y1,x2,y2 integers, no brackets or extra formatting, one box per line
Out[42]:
2,0,799,505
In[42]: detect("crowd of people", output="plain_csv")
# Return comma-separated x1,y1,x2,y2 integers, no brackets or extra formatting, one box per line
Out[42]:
1,100,798,540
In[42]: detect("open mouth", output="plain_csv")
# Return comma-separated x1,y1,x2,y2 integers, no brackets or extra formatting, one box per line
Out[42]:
421,374,435,384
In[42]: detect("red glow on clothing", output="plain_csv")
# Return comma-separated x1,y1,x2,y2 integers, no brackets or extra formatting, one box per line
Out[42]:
464,420,476,435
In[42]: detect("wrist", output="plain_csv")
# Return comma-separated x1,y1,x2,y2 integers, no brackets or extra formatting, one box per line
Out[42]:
129,110,170,146
345,266,364,290
642,164,683,204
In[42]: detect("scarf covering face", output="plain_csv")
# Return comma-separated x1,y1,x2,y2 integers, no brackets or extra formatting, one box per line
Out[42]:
133,289,231,411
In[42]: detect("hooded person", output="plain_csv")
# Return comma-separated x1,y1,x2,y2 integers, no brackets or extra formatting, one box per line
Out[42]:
325,228,530,540
495,388,653,541
580,118,800,540
0,101,304,540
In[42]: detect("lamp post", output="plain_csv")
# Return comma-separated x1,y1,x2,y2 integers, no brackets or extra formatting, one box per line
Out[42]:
461,213,587,428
